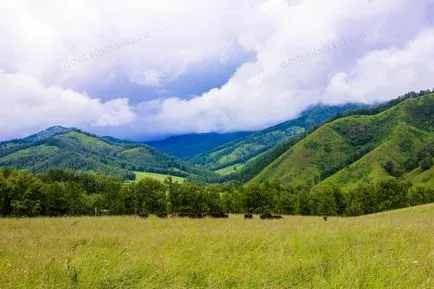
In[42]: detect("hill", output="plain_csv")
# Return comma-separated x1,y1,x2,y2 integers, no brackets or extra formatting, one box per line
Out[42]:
189,104,362,172
147,131,252,160
0,127,217,181
251,93,434,189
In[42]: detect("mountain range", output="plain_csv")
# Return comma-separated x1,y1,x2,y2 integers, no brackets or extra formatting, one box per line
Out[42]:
0,127,218,182
0,91,432,190
185,104,362,172
251,93,434,190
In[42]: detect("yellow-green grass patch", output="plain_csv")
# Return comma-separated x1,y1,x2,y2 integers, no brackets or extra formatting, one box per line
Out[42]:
0,204,433,288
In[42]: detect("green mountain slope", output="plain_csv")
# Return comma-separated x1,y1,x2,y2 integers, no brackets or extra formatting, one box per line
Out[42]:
0,127,217,182
404,161,434,188
147,131,252,160
189,104,362,171
251,93,434,189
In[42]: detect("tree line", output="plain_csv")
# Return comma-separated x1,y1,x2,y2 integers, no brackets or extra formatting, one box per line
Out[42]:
0,168,432,217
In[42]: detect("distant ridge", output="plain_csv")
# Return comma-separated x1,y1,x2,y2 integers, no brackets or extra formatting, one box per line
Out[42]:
0,127,218,182
189,103,364,172
147,131,252,160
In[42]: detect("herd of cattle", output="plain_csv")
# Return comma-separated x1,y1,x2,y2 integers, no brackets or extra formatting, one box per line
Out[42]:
138,212,285,219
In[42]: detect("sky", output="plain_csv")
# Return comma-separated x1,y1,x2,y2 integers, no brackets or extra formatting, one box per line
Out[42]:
0,0,433,141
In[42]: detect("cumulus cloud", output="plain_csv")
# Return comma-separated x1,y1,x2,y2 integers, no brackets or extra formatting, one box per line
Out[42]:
324,29,434,104
131,0,433,137
0,0,433,140
0,70,135,140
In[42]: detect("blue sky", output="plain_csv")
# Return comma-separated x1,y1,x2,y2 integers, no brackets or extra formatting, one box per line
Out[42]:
80,51,254,105
0,0,433,141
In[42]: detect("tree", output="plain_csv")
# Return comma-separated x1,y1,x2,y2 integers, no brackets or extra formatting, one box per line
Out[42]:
0,171,12,216
5,170,44,217
376,178,411,211
43,182,69,216
135,178,166,213
294,185,311,215
64,182,88,215
243,184,274,214
204,185,224,212
383,160,403,177
310,184,339,216
280,189,298,215
407,186,434,206
345,183,377,216
419,156,433,171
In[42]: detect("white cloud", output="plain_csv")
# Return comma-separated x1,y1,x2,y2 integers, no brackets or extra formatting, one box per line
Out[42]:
130,0,432,136
0,0,433,139
130,69,163,87
324,29,434,104
0,70,135,140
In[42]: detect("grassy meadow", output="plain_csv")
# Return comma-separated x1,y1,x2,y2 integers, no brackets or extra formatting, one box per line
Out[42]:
0,204,433,289
134,171,185,183
215,164,245,176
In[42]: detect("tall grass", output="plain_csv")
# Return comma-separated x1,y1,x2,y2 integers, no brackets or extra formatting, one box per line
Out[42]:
0,204,433,289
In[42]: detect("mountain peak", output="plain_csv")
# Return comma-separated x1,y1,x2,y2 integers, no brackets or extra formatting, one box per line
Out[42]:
45,125,71,132
24,126,74,142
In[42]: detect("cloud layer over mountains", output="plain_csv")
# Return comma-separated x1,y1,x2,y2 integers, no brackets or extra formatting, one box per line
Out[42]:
1,0,433,140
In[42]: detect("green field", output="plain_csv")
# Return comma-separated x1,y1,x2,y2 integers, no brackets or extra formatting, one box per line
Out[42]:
134,171,185,182
215,163,245,176
0,204,433,289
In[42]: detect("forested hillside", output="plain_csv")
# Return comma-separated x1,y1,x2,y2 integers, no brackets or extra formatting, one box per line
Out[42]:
189,104,362,172
147,131,252,160
0,127,218,182
251,92,434,190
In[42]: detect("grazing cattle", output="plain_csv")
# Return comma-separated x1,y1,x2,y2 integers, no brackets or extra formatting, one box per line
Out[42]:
323,216,328,221
172,212,205,218
156,212,168,218
211,212,229,218
138,212,149,218
244,213,253,219
260,213,273,220
189,212,205,219
168,212,228,219
260,213,283,219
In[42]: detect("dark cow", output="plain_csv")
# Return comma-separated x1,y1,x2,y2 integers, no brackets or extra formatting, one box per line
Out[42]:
156,212,168,218
172,212,205,218
210,212,228,218
138,212,149,218
323,216,328,221
176,212,188,218
244,213,253,219
260,213,273,220
189,212,205,219
260,213,283,219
